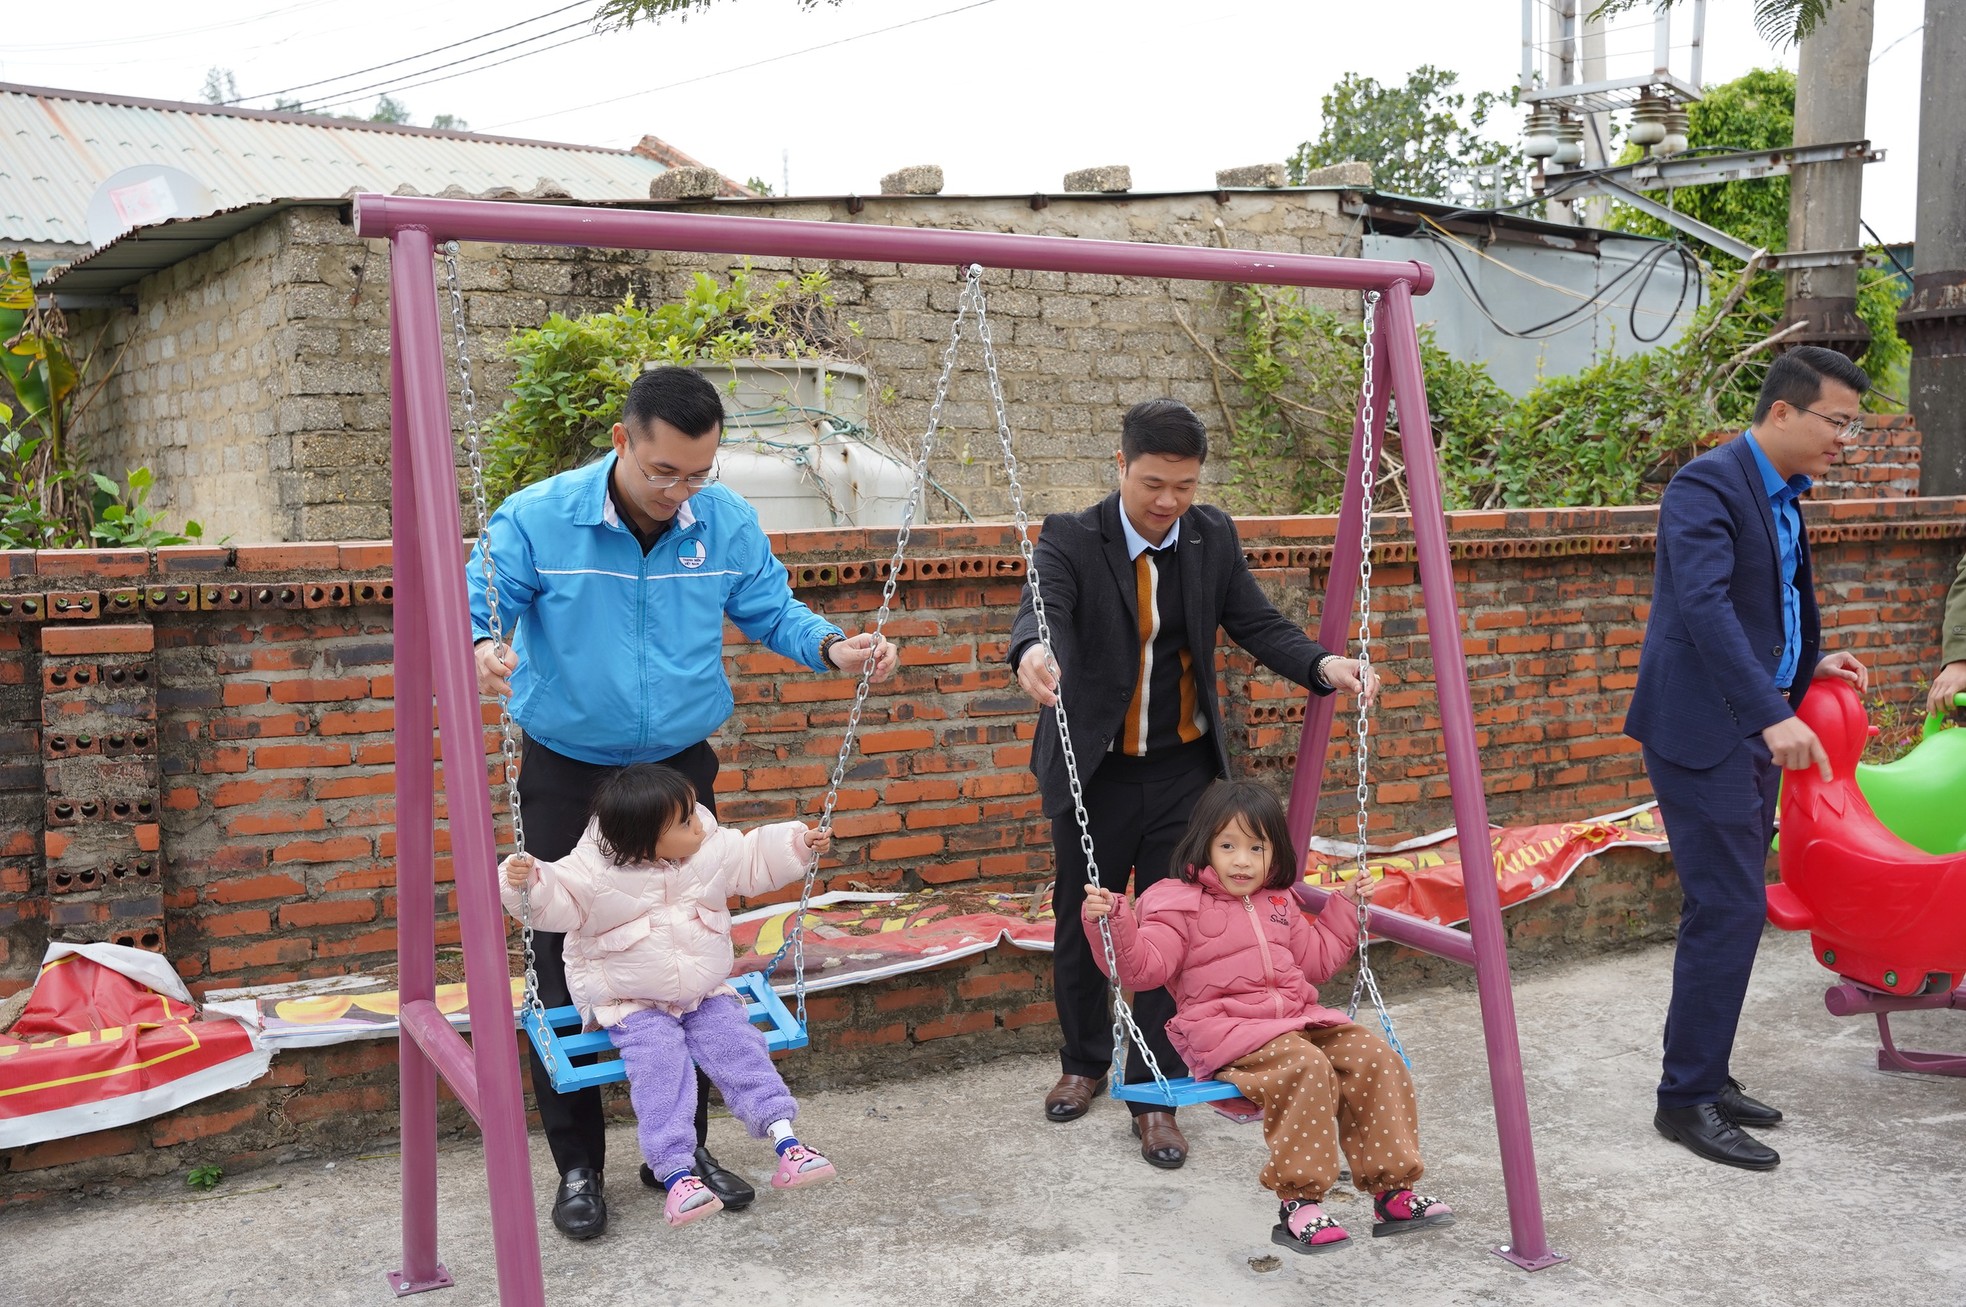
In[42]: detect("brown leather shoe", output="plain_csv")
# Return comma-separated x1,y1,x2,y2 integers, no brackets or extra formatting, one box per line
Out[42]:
1044,1073,1104,1122
1131,1111,1188,1169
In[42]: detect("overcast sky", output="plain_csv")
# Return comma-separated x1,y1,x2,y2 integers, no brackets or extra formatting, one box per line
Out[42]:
2,0,1929,243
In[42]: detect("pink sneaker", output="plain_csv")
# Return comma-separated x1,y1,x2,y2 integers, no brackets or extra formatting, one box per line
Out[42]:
662,1174,723,1227
1272,1200,1351,1254
1372,1188,1455,1237
769,1143,836,1189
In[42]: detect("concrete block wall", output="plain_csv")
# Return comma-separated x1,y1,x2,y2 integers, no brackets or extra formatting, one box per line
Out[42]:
84,222,290,542
74,192,1359,544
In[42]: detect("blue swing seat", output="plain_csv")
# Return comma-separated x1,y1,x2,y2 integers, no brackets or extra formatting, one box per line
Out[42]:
1108,1075,1246,1107
522,970,810,1095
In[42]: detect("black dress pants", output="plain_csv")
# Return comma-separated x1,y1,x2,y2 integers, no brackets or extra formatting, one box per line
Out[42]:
516,737,720,1176
1048,739,1213,1116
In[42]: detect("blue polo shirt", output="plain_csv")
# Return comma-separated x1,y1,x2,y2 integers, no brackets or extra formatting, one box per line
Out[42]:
1743,430,1811,690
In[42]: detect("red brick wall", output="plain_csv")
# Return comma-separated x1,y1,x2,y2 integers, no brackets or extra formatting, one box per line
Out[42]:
3,500,1964,998
1814,415,1922,500
3,496,1963,1202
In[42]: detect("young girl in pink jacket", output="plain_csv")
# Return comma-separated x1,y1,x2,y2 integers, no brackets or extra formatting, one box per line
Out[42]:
1084,780,1454,1254
501,763,837,1228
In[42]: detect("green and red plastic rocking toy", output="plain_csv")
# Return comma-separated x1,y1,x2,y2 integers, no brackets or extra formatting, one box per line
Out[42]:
1766,683,1966,1075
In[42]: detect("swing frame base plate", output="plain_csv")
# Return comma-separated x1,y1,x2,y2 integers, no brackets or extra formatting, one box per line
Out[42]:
1493,1245,1570,1271
387,1266,455,1296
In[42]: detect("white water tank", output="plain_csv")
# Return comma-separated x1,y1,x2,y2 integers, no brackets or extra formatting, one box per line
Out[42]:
677,360,919,531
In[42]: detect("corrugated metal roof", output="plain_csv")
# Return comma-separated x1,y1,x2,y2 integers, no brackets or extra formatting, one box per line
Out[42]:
1,82,672,247
42,199,322,296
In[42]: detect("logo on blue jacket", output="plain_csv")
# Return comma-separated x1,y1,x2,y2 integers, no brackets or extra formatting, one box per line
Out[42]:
678,539,708,570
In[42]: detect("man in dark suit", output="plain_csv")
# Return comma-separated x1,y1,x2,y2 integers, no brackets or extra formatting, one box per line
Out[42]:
1008,398,1375,1169
1625,346,1871,1171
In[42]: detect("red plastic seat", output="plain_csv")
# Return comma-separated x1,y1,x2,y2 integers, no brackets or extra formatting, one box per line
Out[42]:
1767,679,1966,996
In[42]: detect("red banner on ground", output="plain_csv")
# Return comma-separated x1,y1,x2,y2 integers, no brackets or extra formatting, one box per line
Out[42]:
0,944,269,1149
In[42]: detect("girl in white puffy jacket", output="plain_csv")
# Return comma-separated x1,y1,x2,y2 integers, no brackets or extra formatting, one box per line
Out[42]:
501,762,836,1227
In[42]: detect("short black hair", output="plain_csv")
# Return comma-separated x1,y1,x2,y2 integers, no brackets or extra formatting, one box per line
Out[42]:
589,763,696,865
1169,780,1298,891
1752,346,1870,424
1120,398,1209,464
623,366,726,439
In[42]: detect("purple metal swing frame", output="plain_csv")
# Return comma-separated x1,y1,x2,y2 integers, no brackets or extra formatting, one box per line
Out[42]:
358,192,1568,1305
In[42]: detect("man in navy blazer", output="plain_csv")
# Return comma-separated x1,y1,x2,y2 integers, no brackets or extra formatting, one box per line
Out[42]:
1625,346,1871,1170
1008,399,1376,1169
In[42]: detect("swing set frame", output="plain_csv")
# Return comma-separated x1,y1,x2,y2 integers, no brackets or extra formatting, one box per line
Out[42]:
359,192,1567,1306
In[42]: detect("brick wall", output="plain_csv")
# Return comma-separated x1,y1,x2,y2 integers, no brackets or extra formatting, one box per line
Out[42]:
1814,414,1922,499
3,496,1962,998
3,498,1963,1199
67,192,1358,543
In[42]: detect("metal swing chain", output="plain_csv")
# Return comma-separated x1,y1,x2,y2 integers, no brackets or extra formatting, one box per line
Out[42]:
1341,291,1408,1068
980,269,1176,1102
775,274,961,1030
441,243,553,1073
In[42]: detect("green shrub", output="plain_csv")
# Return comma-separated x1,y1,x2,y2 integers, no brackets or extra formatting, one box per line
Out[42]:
478,265,856,510
1209,273,1778,514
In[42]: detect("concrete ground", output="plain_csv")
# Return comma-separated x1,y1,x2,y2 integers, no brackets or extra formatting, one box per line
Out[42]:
8,932,1965,1307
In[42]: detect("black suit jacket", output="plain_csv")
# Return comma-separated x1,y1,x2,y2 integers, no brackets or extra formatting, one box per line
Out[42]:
1008,494,1333,818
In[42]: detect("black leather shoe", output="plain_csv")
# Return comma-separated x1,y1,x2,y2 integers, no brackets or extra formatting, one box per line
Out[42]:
694,1145,755,1211
640,1145,756,1212
1718,1077,1784,1127
1654,1102,1780,1170
551,1167,607,1239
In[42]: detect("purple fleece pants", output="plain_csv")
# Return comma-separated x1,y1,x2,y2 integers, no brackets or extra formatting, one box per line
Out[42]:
606,993,799,1180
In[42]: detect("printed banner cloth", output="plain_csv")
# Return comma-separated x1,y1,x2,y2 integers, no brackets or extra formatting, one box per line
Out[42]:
0,943,270,1149
1303,802,1669,926
205,805,1669,1052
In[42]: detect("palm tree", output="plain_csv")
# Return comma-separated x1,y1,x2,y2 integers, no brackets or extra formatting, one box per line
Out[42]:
1590,0,1845,46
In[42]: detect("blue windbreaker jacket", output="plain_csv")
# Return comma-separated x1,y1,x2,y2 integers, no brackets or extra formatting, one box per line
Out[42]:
466,455,839,766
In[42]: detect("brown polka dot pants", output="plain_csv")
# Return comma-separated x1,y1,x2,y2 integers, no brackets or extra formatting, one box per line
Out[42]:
1219,1023,1424,1204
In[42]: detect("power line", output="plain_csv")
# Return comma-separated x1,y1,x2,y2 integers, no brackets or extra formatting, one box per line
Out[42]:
1871,23,1922,63
289,21,602,113
1862,219,1913,283
1415,219,1703,343
231,1,591,105
486,0,1002,132
295,29,605,114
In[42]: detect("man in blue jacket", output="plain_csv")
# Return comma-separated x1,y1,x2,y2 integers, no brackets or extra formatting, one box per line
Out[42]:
468,366,898,1239
1624,346,1870,1171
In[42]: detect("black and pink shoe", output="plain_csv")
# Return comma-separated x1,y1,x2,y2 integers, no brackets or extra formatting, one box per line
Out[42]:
1371,1188,1455,1237
1272,1199,1352,1254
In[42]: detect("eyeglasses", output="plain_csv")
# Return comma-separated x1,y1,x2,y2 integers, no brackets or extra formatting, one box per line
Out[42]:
623,444,720,491
1794,405,1865,441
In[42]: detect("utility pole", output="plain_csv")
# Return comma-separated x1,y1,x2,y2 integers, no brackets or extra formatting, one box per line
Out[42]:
1577,12,1613,227
1544,0,1585,226
1784,0,1876,360
1904,0,1966,493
